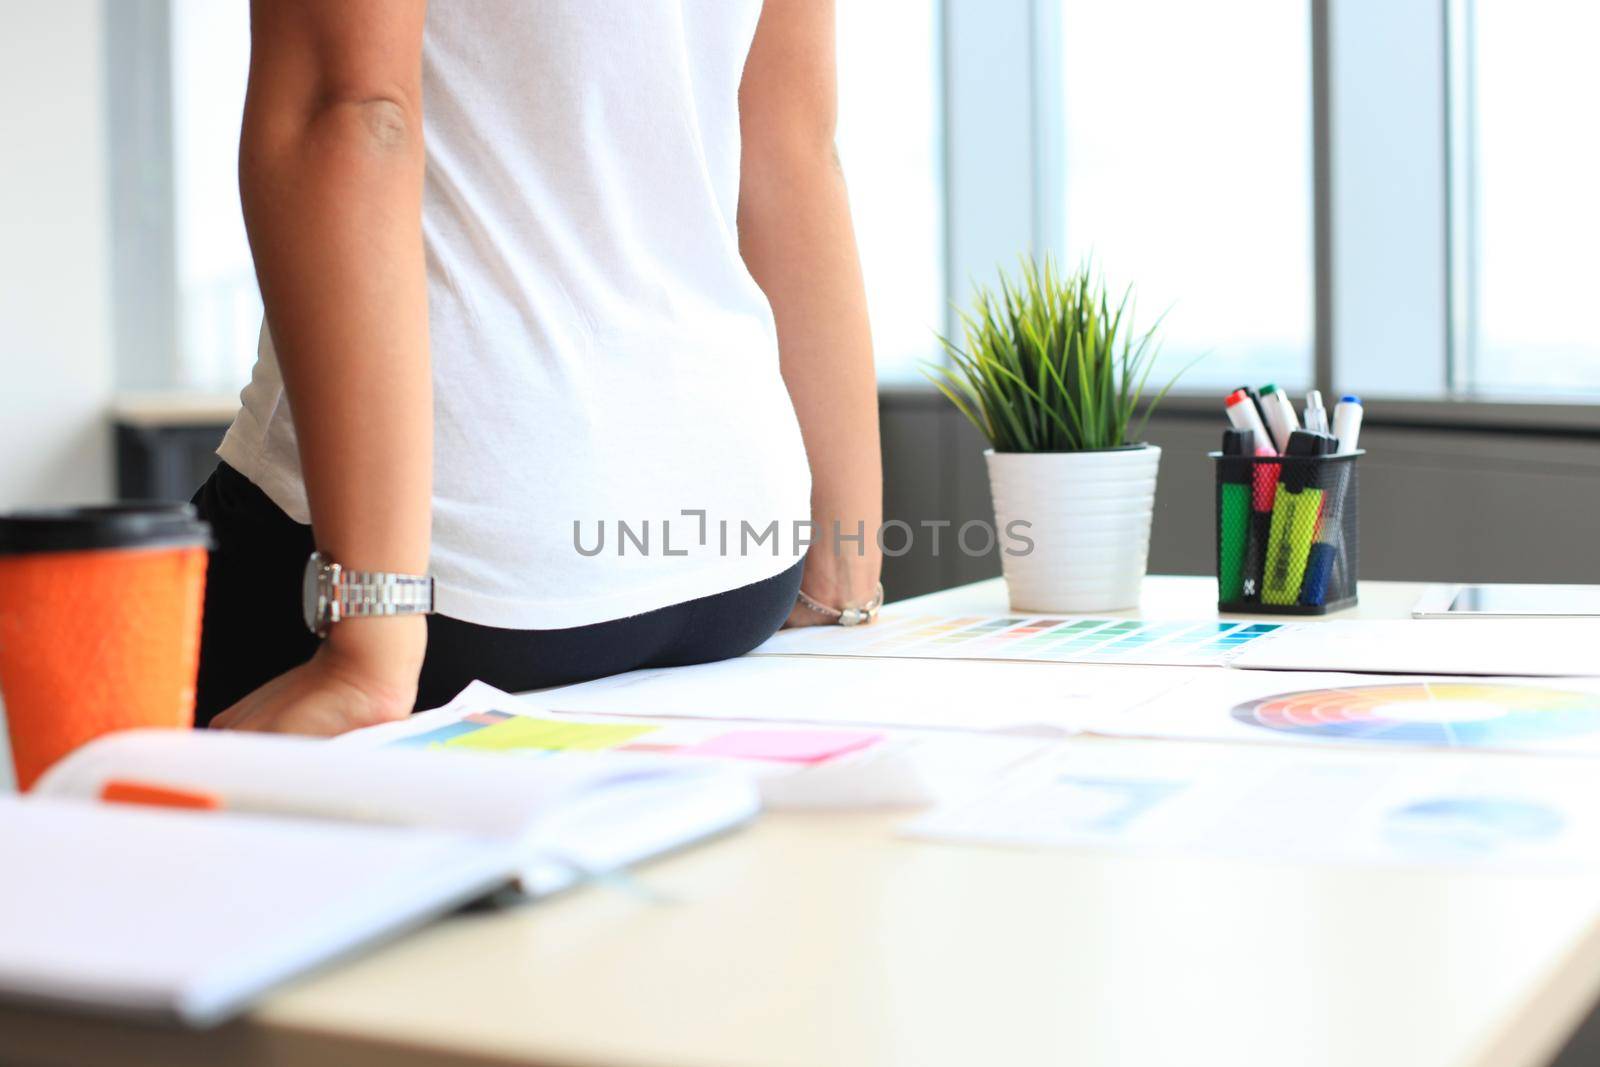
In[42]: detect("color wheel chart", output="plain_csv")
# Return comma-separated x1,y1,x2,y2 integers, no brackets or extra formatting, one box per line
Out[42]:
1232,683,1600,748
762,613,1289,666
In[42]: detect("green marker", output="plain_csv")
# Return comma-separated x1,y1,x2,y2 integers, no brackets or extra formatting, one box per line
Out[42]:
1261,429,1336,607
1262,484,1323,606
1217,429,1254,603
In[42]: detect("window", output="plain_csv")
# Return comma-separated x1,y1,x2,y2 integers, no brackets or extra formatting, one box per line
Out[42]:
139,4,948,392
1055,0,1314,392
835,4,946,383
119,0,1600,414
170,0,256,393
1456,0,1600,397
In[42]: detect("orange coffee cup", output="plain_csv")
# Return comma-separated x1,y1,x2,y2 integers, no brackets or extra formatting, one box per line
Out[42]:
0,505,210,791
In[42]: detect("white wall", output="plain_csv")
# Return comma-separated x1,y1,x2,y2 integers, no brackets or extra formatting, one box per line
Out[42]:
0,0,115,510
0,0,115,790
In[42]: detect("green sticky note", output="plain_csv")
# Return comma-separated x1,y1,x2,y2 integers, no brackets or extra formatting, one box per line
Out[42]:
442,716,657,752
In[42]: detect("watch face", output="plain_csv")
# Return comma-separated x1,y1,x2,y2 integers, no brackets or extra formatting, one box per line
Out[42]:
302,552,326,635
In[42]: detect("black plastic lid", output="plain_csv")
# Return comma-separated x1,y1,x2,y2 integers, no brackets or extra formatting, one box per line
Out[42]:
0,504,213,556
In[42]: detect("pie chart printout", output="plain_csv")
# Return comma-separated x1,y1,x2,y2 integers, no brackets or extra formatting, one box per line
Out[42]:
1382,797,1567,859
1230,683,1600,747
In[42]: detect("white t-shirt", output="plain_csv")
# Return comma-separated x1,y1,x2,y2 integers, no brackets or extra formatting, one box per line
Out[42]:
219,0,813,629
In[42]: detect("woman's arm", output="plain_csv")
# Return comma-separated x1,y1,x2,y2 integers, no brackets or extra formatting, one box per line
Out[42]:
211,0,432,733
737,0,884,623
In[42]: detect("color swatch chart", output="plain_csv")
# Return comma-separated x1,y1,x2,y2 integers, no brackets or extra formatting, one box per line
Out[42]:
390,706,884,765
759,613,1291,666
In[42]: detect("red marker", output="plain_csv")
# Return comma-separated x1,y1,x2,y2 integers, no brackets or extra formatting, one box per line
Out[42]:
1225,390,1275,456
1225,390,1279,601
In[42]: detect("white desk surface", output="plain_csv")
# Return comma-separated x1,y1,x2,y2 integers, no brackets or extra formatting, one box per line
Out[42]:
6,576,1600,1067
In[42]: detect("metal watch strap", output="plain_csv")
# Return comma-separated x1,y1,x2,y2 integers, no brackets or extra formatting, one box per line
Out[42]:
335,571,435,621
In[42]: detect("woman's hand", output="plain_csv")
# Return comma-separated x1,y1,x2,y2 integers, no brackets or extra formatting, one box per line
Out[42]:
210,615,425,735
783,599,828,629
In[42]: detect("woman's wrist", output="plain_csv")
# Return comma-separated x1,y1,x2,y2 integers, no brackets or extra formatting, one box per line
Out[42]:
798,544,882,609
798,575,881,611
319,614,427,720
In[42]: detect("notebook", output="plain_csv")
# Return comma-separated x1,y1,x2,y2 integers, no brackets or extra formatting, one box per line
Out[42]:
0,729,758,1025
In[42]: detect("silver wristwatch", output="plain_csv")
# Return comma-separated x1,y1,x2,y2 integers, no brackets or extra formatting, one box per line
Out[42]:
301,550,435,638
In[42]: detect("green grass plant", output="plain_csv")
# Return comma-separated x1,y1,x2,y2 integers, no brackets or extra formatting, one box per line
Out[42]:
929,257,1193,452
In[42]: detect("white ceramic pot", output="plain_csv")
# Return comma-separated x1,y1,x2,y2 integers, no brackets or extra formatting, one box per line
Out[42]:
985,445,1161,613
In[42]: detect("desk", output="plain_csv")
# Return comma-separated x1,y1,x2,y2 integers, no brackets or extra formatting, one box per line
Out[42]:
6,577,1600,1067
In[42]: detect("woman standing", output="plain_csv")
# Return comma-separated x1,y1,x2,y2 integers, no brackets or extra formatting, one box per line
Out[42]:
194,0,882,732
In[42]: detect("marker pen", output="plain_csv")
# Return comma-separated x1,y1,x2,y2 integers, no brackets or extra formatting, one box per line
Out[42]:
1227,390,1279,600
1218,428,1254,603
1303,390,1328,434
1258,383,1300,453
1235,385,1274,447
1225,389,1273,452
1301,436,1355,606
1333,395,1363,454
1299,465,1349,606
1262,430,1335,606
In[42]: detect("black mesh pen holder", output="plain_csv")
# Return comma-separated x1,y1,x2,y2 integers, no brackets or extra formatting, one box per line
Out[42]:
1212,451,1360,615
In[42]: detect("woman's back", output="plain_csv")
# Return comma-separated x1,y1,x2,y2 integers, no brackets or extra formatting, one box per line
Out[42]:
223,0,812,628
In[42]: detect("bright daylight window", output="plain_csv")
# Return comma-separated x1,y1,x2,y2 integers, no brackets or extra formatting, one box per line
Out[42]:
146,3,1600,406
1056,0,1314,392
171,0,255,393
835,3,945,383
165,3,947,392
1457,0,1600,397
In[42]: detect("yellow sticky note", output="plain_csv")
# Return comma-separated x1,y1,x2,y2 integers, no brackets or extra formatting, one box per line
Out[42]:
442,716,656,753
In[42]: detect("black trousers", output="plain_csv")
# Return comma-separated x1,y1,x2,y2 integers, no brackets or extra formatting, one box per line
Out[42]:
191,462,804,727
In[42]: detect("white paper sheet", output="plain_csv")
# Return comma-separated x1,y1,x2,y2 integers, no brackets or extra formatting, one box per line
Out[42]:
1084,670,1600,756
41,724,760,897
1230,618,1600,676
537,655,1203,735
908,738,1600,873
0,796,512,1025
37,727,699,840
351,682,1052,811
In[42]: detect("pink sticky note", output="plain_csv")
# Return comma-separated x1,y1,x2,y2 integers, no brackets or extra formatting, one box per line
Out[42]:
683,729,883,764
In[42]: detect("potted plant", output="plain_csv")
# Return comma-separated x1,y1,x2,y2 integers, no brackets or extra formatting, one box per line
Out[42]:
928,257,1190,612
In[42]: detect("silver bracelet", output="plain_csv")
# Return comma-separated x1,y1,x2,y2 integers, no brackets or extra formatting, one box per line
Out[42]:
795,582,884,626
